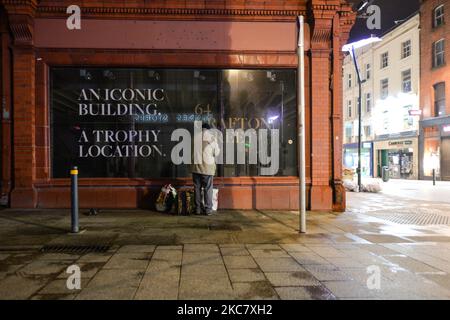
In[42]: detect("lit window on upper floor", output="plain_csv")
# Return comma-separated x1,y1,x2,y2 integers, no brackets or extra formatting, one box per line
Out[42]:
365,64,371,80
365,93,372,113
381,52,389,69
401,40,411,59
402,69,412,93
380,78,389,99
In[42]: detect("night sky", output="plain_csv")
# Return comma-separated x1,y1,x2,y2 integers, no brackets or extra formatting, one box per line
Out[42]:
347,0,420,43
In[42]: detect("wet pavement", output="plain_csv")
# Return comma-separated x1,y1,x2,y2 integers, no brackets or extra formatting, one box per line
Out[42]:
1,186,450,300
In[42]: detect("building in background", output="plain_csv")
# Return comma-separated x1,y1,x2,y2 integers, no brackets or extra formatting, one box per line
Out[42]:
343,44,375,178
343,12,420,180
419,0,450,181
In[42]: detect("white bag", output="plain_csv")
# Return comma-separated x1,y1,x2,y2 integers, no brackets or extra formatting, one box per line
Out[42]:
201,188,219,211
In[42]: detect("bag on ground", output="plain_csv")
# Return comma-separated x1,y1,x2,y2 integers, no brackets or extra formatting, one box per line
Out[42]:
201,188,219,211
177,188,195,216
155,184,177,213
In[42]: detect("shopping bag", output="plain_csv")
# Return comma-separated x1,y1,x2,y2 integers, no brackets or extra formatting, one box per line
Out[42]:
201,188,219,211
155,184,177,212
177,188,195,216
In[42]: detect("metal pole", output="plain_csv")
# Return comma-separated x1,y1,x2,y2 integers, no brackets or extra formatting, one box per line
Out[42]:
298,16,306,233
433,169,436,186
351,46,363,192
70,166,79,233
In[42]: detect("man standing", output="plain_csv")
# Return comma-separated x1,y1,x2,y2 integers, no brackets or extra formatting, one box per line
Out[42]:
192,123,220,215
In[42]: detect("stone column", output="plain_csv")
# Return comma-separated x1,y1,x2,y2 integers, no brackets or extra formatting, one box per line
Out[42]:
308,1,336,211
331,6,355,212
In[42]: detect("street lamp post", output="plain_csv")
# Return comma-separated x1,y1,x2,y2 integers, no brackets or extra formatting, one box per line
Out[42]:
352,46,363,192
297,16,306,233
342,36,381,192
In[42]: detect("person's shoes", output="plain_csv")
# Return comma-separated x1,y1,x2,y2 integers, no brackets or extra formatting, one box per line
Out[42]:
194,210,202,215
204,210,214,216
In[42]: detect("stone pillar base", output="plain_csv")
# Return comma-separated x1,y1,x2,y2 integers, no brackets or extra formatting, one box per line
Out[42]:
10,187,37,208
332,181,346,212
309,185,333,211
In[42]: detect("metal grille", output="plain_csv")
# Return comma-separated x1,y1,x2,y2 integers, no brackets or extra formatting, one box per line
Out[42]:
380,213,450,225
364,210,450,226
40,245,111,254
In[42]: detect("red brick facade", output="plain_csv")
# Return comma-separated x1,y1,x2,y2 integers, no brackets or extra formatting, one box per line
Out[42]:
0,0,355,211
420,0,450,118
419,0,450,181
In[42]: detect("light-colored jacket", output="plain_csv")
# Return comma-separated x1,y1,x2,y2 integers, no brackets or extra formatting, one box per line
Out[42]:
192,129,220,176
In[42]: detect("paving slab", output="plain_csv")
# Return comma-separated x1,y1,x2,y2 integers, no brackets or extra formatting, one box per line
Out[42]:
0,274,48,300
57,262,104,279
322,280,378,299
77,252,113,263
227,268,267,283
183,244,219,252
288,252,330,265
19,260,68,276
103,253,151,270
179,273,233,300
232,281,279,300
249,249,290,258
255,257,305,272
135,265,180,300
275,286,336,300
223,256,258,269
75,269,143,300
303,264,352,281
182,252,223,266
265,272,321,287
38,279,82,295
306,246,347,258
220,246,250,256
279,244,311,252
117,245,156,253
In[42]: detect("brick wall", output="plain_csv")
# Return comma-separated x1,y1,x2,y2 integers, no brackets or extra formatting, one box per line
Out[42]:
420,0,450,118
1,0,355,211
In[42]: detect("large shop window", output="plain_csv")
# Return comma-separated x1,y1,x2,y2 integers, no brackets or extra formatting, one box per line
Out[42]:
50,68,297,178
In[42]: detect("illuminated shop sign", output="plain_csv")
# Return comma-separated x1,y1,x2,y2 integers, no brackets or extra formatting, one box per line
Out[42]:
388,140,413,146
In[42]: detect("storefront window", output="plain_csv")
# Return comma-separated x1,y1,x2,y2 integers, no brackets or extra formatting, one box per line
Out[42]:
424,137,441,177
343,145,372,177
50,68,297,178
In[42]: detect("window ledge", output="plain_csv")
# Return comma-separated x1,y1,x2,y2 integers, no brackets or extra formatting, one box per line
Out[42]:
431,63,447,70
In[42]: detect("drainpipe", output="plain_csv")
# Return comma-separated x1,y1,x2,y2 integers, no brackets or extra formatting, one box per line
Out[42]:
298,16,306,233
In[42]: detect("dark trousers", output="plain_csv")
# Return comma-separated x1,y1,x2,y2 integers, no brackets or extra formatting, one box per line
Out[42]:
192,173,213,213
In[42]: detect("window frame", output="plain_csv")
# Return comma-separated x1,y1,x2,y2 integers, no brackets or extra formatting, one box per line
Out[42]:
365,92,372,113
433,82,446,117
401,69,412,93
434,5,445,28
347,100,352,118
401,39,411,59
433,39,445,68
381,52,389,69
380,78,389,99
365,63,371,80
